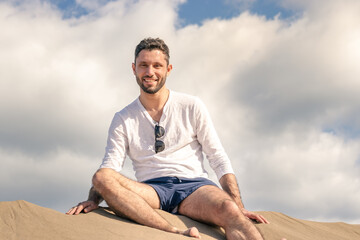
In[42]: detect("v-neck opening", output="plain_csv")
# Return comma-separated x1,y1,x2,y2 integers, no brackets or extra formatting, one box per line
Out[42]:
137,90,172,126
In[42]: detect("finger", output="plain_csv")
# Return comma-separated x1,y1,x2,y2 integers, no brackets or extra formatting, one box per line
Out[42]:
83,206,90,213
66,206,78,215
253,216,264,224
66,207,76,215
248,214,263,224
261,215,270,224
255,215,265,224
256,214,269,224
66,208,73,215
257,214,269,224
74,204,85,215
84,204,96,213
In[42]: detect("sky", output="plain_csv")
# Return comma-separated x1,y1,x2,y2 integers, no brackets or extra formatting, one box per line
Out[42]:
1,0,360,224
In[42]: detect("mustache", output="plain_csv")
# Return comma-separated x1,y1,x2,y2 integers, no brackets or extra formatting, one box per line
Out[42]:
142,75,158,80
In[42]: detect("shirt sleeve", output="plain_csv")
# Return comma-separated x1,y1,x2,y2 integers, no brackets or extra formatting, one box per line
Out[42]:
194,98,234,180
99,112,128,172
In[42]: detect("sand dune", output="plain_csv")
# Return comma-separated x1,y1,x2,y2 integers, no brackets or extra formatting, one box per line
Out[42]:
1,200,359,240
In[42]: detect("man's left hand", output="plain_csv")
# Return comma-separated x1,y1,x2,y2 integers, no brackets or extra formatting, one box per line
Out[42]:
241,208,269,224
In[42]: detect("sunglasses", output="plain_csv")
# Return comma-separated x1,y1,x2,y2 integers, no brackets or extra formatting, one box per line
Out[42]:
155,125,165,153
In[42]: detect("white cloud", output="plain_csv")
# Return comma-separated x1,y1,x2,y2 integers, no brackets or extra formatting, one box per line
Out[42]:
237,130,360,222
0,147,99,211
1,0,359,223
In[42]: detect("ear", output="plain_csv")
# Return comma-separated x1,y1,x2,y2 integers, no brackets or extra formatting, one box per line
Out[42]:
132,63,136,75
167,64,173,76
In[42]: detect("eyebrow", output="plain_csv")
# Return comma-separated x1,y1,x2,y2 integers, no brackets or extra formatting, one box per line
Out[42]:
136,60,165,66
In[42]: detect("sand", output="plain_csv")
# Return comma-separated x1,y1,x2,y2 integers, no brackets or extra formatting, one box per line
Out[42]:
1,200,359,240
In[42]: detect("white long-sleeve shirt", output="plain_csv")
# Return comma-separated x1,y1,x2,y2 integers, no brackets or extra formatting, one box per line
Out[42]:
100,91,234,182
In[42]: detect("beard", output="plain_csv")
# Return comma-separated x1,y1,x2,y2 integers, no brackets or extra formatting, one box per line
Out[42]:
136,75,167,94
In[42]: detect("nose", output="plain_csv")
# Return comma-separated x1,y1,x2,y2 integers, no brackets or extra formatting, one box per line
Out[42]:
145,66,154,76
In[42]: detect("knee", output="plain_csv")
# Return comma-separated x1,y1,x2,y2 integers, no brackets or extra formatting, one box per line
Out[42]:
219,200,239,214
217,199,243,220
92,168,114,189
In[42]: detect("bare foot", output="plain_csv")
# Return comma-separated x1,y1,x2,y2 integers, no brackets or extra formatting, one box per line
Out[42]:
181,227,200,238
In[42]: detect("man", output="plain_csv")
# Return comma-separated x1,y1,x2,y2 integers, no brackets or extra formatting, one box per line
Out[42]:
67,38,268,240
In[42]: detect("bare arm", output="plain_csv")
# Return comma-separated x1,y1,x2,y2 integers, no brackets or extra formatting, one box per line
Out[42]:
219,173,269,224
66,187,103,215
87,186,103,204
219,173,245,208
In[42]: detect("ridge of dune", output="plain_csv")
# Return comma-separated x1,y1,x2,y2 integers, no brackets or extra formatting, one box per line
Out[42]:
0,200,225,240
255,211,360,240
1,200,359,240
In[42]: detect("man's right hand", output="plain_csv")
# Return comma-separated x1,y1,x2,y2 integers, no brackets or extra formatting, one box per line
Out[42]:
66,201,99,215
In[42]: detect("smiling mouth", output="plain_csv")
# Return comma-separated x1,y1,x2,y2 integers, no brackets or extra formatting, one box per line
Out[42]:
143,78,157,83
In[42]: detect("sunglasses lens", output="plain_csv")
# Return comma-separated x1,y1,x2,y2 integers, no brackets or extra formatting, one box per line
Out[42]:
155,140,165,153
155,125,165,138
155,125,165,153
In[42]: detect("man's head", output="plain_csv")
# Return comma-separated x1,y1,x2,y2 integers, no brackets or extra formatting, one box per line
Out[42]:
132,38,172,95
134,38,170,65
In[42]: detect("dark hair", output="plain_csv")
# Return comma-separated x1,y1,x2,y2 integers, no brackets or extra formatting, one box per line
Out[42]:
134,38,170,65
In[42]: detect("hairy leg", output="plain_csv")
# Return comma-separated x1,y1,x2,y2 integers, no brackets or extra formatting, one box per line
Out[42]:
92,168,199,238
178,185,263,240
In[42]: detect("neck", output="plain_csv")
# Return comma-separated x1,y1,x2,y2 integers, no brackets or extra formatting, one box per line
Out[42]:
139,87,170,112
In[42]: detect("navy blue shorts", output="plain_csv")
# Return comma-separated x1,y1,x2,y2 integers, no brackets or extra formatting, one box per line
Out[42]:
142,176,218,213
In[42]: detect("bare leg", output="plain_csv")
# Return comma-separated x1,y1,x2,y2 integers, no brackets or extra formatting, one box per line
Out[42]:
178,185,263,240
92,168,199,238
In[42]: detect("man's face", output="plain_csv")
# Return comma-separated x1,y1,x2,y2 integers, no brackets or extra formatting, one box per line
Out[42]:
132,49,172,94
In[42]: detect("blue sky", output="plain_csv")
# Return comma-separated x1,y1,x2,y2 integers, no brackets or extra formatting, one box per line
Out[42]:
50,0,297,25
178,0,296,25
1,0,360,225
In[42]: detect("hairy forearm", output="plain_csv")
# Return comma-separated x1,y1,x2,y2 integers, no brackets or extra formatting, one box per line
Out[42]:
220,174,270,224
87,186,103,205
219,173,245,209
